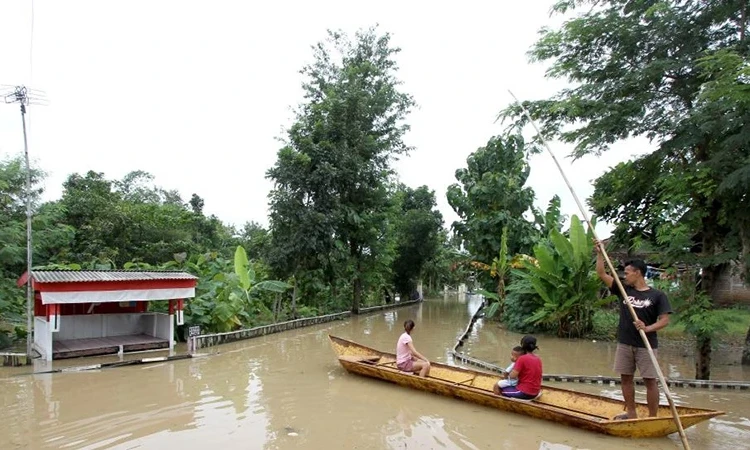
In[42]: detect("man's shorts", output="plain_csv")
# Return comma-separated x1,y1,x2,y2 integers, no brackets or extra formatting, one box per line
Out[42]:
614,343,659,379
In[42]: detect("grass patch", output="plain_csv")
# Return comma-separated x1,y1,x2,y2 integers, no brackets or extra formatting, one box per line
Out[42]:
590,309,619,340
660,306,750,344
589,306,750,345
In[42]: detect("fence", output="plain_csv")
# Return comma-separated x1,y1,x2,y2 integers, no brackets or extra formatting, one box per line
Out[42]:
190,299,422,351
449,300,750,390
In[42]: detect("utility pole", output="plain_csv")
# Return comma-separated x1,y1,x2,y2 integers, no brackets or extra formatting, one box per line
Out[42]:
3,85,47,359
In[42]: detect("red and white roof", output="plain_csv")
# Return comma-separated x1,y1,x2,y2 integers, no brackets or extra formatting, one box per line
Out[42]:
18,270,198,305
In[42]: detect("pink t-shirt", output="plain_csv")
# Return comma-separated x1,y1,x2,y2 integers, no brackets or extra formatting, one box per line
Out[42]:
396,332,413,365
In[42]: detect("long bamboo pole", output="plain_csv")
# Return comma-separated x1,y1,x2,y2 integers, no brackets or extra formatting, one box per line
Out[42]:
507,90,691,450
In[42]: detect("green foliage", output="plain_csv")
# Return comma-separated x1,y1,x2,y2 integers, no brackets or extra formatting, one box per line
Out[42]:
57,170,238,266
502,276,544,334
420,230,470,293
267,26,416,313
447,132,540,272
532,195,565,237
476,288,500,318
655,272,729,341
514,215,606,337
238,221,272,262
500,1,750,275
0,155,73,327
235,246,253,292
479,226,512,318
180,247,291,333
391,185,444,298
590,309,619,341
499,0,750,371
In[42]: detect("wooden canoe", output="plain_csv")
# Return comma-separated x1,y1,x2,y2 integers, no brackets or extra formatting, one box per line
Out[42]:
328,335,724,438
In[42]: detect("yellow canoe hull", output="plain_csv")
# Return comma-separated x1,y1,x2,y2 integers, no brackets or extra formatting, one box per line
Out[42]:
328,335,724,438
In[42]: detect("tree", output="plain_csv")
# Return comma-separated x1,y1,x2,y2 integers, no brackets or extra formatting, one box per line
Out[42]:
266,144,339,313
500,0,750,378
391,185,444,298
59,170,233,267
446,133,540,308
267,26,416,314
59,171,124,264
189,194,205,215
420,229,470,295
0,156,73,330
239,221,271,261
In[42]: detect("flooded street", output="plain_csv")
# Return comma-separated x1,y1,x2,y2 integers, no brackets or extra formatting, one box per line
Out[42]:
463,311,750,382
1,295,749,449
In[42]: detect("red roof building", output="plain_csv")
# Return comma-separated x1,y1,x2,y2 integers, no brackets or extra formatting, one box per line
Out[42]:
18,270,198,361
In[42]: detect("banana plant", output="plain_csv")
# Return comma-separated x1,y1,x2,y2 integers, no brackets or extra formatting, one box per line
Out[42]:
476,227,511,319
514,215,609,337
234,246,292,316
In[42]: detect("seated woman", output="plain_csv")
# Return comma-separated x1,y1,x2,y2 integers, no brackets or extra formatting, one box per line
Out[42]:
396,319,431,377
492,335,542,400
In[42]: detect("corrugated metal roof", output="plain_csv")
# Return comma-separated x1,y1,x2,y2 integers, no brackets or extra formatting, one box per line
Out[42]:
30,270,199,283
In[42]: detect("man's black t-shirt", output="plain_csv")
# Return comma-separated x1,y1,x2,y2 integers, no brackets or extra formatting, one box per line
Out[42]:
610,284,672,349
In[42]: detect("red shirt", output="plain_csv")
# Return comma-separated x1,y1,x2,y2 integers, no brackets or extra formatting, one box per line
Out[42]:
514,353,542,396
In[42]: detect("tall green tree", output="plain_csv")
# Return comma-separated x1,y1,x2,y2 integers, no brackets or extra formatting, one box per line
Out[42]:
267,26,416,313
501,0,750,378
391,185,444,298
446,133,539,275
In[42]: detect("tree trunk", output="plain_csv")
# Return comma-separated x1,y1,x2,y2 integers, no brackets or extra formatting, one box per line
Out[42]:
351,242,362,314
495,277,505,318
695,263,718,380
743,325,750,365
352,275,362,314
273,293,281,322
696,336,712,380
291,278,298,320
696,197,721,379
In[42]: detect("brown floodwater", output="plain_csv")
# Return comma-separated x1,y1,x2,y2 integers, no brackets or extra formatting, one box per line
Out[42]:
1,294,749,449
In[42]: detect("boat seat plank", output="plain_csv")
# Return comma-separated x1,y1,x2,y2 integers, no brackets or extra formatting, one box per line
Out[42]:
455,376,476,386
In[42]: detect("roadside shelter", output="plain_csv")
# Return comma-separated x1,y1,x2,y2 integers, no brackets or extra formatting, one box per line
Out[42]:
17,270,198,361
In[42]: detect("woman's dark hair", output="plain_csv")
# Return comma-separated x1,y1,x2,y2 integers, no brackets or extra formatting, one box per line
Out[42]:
404,319,415,332
520,335,538,353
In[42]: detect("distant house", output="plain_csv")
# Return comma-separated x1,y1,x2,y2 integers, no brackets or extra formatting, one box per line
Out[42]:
713,261,750,306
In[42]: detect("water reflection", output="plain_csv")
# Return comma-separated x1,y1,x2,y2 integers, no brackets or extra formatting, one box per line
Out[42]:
385,407,481,450
0,296,747,449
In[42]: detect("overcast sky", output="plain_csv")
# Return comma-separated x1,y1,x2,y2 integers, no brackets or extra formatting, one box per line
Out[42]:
0,1,652,239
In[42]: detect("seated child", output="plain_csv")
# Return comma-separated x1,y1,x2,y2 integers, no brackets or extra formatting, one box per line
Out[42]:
497,346,524,389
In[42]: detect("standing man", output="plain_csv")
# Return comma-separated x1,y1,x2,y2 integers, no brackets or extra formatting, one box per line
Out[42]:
595,244,672,420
